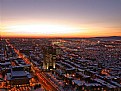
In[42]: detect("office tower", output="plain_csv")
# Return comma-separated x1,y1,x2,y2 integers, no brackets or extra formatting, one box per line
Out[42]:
43,45,62,70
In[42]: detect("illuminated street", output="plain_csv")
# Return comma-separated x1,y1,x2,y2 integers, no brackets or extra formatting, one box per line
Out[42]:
6,39,61,91
0,37,121,91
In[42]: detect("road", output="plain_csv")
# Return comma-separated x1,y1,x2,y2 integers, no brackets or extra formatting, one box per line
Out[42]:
6,40,61,91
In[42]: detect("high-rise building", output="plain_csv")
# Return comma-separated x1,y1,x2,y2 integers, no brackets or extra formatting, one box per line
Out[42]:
43,45,62,70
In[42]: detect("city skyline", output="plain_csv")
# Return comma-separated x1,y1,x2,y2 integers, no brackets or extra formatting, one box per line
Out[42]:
1,37,121,91
1,0,121,37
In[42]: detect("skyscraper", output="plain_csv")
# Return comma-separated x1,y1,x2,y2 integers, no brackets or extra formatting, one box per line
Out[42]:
43,44,62,70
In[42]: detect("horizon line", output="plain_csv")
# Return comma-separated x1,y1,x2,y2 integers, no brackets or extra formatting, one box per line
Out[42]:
1,36,121,39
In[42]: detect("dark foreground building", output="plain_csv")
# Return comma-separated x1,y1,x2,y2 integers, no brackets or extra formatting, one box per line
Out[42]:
6,66,32,87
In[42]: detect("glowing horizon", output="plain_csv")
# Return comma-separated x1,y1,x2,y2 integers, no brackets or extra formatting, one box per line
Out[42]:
1,23,121,38
1,0,121,37
4,24,83,34
1,23,87,37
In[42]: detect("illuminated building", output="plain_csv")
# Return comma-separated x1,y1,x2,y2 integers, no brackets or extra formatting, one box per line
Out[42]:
43,45,62,70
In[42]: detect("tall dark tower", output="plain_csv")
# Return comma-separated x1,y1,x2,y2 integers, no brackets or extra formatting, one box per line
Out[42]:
43,44,62,70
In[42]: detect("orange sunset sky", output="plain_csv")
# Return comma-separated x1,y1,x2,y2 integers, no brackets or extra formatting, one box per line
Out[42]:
0,0,121,37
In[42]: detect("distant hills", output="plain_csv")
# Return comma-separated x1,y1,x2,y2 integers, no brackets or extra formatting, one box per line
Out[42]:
91,36,121,40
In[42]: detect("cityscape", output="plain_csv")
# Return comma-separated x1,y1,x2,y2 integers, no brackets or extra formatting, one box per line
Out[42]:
1,0,121,91
0,37,121,91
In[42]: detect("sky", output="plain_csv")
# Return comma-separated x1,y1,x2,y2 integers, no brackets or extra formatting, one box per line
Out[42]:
0,0,121,37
